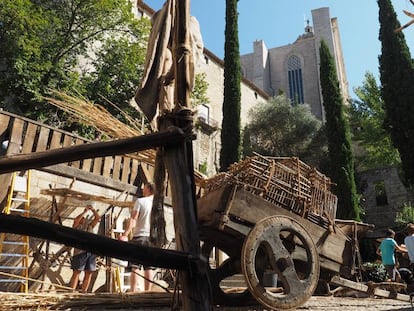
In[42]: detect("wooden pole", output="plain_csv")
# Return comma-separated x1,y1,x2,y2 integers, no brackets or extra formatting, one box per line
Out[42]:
159,0,212,310
0,214,201,271
0,127,186,174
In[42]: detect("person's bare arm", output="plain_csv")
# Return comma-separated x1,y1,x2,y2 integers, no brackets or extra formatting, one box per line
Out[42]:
396,244,407,253
90,207,101,228
120,210,138,240
73,209,87,229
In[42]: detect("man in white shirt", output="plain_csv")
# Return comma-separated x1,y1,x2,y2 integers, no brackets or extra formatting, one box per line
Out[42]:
404,224,414,269
121,182,154,292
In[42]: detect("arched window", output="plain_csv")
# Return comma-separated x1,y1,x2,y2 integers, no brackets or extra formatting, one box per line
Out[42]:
287,55,304,104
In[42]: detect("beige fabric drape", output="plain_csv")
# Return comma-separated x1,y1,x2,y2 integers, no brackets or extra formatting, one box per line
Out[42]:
134,0,204,130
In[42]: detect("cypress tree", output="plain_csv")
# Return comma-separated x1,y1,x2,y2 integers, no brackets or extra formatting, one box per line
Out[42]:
319,40,360,221
220,0,241,172
378,0,414,185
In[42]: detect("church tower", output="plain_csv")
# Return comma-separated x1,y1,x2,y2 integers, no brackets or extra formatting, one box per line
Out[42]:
240,7,349,122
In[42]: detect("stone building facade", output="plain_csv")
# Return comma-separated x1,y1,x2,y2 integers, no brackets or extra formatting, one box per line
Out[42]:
240,7,349,122
193,50,269,176
358,167,413,228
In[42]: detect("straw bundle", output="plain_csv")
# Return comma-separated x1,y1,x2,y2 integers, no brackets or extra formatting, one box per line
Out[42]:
0,292,176,310
43,90,156,164
43,90,145,139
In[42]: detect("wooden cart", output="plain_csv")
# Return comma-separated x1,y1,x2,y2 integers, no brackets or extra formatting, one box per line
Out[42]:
197,155,374,310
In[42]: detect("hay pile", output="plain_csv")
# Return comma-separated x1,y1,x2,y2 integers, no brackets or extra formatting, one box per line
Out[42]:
43,90,156,164
0,292,176,310
44,90,145,139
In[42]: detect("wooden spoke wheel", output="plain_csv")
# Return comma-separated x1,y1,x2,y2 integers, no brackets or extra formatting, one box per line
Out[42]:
201,241,255,306
241,215,320,310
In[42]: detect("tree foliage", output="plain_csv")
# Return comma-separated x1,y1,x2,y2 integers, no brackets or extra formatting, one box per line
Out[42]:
243,95,326,166
80,18,150,123
349,72,400,170
191,73,210,107
395,202,414,231
220,0,241,172
378,0,414,186
0,0,149,130
319,40,360,221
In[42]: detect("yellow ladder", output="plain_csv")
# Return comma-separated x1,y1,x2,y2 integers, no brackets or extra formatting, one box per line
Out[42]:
0,171,31,292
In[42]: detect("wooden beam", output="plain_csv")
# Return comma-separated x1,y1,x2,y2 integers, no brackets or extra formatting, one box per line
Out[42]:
0,214,202,272
40,163,138,193
40,188,134,208
0,127,187,174
330,275,410,302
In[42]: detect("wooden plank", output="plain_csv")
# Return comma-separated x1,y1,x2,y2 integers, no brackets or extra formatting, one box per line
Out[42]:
229,188,351,269
197,184,235,228
141,162,154,182
73,138,83,168
21,123,37,154
0,115,12,203
330,275,410,302
82,156,92,173
35,127,50,152
49,130,62,149
62,134,73,166
0,114,10,135
92,157,103,175
112,155,122,181
40,188,134,208
71,138,83,169
41,164,137,193
129,159,139,185
121,157,131,183
9,118,25,155
102,156,113,178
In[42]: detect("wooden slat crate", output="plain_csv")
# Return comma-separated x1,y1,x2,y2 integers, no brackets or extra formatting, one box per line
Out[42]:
201,155,337,224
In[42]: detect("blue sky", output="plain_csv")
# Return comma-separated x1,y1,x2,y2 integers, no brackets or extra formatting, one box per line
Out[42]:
144,0,414,99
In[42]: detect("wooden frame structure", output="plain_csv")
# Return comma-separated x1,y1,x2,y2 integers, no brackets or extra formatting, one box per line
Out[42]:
0,0,212,310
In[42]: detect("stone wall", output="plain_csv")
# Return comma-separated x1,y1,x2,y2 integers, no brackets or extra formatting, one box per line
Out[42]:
358,167,413,228
192,50,269,176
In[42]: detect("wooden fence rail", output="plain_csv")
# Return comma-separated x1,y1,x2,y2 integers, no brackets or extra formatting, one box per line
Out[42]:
0,110,147,189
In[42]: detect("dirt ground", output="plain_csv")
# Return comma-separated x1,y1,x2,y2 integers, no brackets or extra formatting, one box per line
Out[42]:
0,293,412,311
212,296,412,311
67,296,414,311
297,296,411,311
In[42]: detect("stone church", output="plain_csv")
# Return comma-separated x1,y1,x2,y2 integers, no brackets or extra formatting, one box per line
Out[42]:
240,7,349,122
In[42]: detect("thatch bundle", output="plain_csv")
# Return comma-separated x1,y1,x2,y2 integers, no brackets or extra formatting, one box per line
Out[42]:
43,90,145,139
43,90,156,164
0,292,176,310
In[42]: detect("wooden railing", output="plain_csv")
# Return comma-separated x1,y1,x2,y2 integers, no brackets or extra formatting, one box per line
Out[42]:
0,110,150,192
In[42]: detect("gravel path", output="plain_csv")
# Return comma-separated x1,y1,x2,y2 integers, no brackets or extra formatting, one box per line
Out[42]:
1,292,412,310
297,296,412,311
212,296,412,311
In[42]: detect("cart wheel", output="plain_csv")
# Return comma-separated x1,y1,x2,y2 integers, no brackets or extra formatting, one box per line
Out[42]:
241,215,320,310
201,241,255,306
